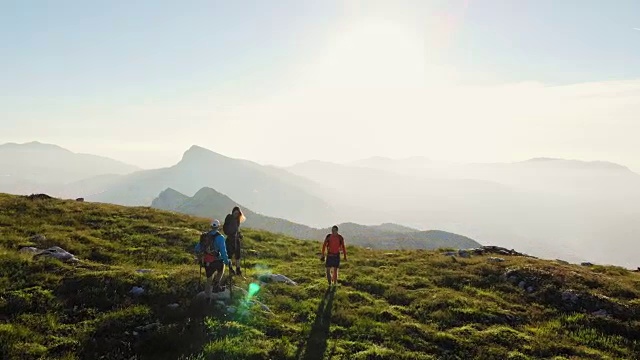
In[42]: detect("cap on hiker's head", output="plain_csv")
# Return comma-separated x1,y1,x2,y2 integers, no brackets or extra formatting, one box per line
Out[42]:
211,219,221,229
332,225,339,231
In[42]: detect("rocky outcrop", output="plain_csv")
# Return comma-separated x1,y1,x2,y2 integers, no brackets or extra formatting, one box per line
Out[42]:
26,194,54,200
504,266,631,320
25,246,79,263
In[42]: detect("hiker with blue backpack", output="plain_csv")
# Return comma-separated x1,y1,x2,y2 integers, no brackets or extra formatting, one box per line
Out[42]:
195,219,231,300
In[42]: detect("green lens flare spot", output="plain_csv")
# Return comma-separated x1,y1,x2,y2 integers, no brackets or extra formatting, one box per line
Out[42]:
248,283,261,297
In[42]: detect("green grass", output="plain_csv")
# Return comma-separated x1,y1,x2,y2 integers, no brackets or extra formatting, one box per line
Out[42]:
1,193,640,359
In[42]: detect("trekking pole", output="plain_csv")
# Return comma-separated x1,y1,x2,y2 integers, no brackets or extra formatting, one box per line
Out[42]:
199,263,203,290
228,262,234,300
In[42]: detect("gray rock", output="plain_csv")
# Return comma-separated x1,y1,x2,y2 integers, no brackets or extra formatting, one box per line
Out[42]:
34,246,78,262
167,303,179,309
458,250,471,258
19,247,40,254
592,309,608,317
581,262,594,267
130,286,145,296
488,257,505,263
226,306,236,314
267,274,297,286
562,290,580,303
249,300,273,313
443,251,457,257
136,269,153,274
526,286,535,293
518,281,526,289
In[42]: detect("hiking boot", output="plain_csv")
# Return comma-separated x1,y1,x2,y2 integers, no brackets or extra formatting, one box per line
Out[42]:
229,267,236,276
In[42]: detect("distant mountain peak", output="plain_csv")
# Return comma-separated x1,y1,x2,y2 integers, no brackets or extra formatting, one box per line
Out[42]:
524,157,561,162
158,187,185,197
0,141,70,153
522,157,632,172
179,145,228,164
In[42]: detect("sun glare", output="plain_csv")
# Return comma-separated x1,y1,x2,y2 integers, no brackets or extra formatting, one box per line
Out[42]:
310,19,430,89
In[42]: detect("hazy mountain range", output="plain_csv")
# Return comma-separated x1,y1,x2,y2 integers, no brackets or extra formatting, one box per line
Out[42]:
151,187,481,250
2,141,639,267
286,157,640,266
0,141,139,195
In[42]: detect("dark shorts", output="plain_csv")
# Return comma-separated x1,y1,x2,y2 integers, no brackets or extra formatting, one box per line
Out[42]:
325,254,340,268
204,260,224,277
225,235,241,259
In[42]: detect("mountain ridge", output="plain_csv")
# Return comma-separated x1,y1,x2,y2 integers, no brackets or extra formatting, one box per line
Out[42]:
152,186,482,250
85,145,337,227
0,141,140,190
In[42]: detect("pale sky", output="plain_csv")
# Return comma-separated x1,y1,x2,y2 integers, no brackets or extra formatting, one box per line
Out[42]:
2,0,640,171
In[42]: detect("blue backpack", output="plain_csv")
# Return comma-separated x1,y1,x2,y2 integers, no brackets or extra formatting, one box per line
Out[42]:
196,231,221,263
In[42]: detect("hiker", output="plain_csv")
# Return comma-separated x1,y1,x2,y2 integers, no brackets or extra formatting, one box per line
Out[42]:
195,219,231,300
223,206,246,276
320,225,347,286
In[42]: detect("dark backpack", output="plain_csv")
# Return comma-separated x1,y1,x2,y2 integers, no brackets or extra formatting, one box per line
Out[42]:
198,231,220,262
222,214,234,235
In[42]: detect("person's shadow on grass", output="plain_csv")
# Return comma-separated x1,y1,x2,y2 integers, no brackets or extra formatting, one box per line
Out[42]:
299,286,336,360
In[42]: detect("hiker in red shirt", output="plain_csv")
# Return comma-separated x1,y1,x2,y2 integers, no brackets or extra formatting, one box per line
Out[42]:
320,225,347,286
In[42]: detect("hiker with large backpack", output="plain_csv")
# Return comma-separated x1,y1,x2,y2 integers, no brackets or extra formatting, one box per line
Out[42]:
195,219,231,301
320,225,347,286
223,206,245,276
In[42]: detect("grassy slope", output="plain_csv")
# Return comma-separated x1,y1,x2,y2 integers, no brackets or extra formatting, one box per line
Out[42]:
1,193,639,360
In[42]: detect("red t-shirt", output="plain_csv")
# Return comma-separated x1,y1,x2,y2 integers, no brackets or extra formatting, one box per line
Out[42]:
322,234,346,256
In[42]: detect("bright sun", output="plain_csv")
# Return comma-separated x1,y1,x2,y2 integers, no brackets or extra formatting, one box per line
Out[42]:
309,19,431,89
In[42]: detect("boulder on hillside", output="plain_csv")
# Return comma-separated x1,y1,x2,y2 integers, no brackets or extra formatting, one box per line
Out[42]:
248,300,273,314
19,247,39,254
129,286,145,296
33,246,79,263
560,289,627,318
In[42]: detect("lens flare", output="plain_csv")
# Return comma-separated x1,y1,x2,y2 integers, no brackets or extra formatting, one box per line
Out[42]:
248,282,261,298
